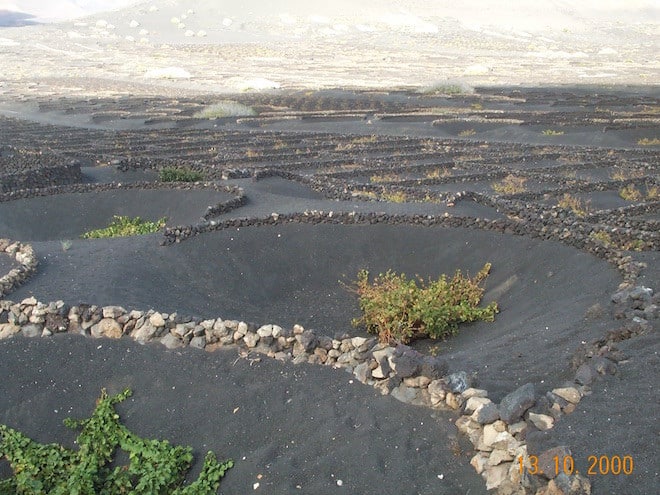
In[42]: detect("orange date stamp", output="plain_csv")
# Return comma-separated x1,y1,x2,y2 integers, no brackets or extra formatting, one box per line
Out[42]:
519,455,634,476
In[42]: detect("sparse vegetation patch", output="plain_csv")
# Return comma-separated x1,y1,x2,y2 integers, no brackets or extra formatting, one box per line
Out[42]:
618,184,643,201
0,388,233,495
419,82,473,95
492,174,527,195
637,137,660,146
370,173,401,183
347,263,498,344
82,216,167,239
542,129,565,136
557,193,591,217
160,166,205,182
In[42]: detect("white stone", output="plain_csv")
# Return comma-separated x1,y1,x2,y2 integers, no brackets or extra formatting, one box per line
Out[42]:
257,325,273,338
91,318,123,339
528,412,554,431
488,449,513,466
553,387,581,404
462,388,488,399
103,306,126,319
471,452,490,474
484,463,511,490
464,396,491,414
508,421,527,436
149,312,165,327
129,20,140,28
455,416,480,435
0,324,20,339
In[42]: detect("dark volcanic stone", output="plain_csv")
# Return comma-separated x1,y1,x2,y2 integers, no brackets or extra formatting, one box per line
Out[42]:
420,355,448,379
299,330,318,353
538,445,572,480
446,371,472,393
499,383,536,424
475,402,500,424
390,345,422,378
574,362,596,385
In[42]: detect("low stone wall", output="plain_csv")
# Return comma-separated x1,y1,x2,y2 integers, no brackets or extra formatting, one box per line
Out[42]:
0,240,38,298
162,207,648,283
0,162,83,193
0,282,656,494
0,180,244,204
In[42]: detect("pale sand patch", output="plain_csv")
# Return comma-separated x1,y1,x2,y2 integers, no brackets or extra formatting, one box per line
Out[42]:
144,67,192,79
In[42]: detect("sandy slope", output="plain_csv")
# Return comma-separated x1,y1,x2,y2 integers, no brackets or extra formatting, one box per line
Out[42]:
0,0,657,95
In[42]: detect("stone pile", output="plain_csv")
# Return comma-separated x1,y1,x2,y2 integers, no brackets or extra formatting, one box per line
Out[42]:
0,240,38,298
0,162,82,193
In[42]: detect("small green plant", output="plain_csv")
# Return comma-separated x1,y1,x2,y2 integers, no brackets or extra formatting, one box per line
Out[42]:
82,216,167,239
420,82,473,95
458,129,476,137
0,388,233,495
542,129,565,136
60,240,72,252
557,193,591,217
194,101,256,119
491,174,527,195
619,184,643,201
637,137,660,146
346,263,498,344
159,166,205,182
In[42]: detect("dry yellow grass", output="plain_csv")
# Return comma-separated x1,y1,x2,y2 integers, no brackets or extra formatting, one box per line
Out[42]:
557,193,591,217
492,175,527,195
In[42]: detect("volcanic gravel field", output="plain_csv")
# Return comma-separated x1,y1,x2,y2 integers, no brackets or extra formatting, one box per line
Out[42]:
1,87,659,494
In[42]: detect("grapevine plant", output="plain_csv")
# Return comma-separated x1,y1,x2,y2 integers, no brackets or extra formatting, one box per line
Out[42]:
349,263,498,344
0,389,233,495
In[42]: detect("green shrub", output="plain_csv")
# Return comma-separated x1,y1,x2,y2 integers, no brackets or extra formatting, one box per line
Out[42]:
0,389,233,495
160,167,205,182
347,263,498,344
542,129,564,136
82,216,166,239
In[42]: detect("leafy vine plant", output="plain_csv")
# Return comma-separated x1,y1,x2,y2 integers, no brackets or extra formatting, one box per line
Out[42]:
347,262,498,344
0,389,233,494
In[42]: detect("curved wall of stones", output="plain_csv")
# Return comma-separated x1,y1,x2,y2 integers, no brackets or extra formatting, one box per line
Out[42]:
0,239,38,298
0,283,655,494
0,162,83,193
